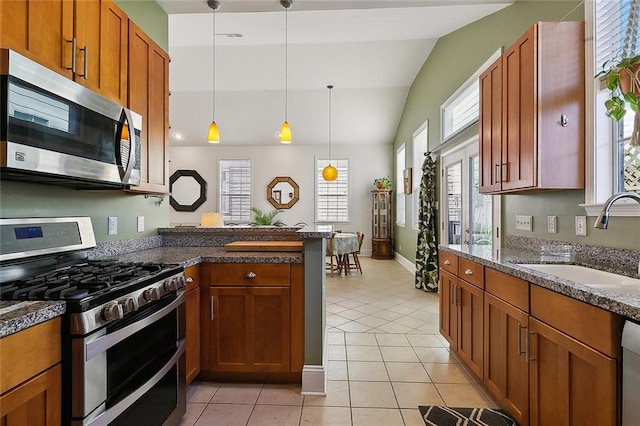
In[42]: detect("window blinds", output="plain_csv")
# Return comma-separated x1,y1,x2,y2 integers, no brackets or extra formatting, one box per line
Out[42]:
595,0,638,73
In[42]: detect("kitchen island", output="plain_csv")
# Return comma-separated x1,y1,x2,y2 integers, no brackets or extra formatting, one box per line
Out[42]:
108,226,331,395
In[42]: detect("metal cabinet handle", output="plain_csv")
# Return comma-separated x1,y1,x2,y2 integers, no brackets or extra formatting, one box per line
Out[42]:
495,163,501,184
79,46,88,79
186,277,194,283
560,114,568,127
210,296,215,320
464,269,473,275
517,323,528,355
245,272,257,279
66,38,77,72
444,259,451,265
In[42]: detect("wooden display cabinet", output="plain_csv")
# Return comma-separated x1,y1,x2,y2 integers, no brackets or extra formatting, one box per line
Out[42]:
371,190,393,259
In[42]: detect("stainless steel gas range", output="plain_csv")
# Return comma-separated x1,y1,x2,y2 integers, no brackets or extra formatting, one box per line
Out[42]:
0,217,186,425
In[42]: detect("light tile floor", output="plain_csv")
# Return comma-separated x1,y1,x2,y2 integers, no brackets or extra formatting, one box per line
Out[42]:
180,257,498,426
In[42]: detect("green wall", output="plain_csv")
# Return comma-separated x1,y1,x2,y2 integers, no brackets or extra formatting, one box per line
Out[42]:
115,0,169,51
0,1,169,243
393,0,638,258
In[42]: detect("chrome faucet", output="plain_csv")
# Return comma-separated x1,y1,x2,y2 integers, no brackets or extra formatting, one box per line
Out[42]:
594,192,640,229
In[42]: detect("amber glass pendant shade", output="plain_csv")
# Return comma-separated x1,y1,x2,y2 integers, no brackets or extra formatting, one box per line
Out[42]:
207,121,220,144
322,164,338,181
280,121,292,144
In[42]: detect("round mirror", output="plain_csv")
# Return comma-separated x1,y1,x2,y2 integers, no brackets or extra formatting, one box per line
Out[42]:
267,176,299,209
169,170,207,212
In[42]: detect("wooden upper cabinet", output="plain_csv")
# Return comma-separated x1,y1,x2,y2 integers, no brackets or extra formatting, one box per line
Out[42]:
0,0,127,104
479,22,585,194
74,0,128,104
127,21,170,194
0,0,73,78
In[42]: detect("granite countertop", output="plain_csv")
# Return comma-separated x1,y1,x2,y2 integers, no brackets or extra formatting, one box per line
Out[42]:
440,244,640,322
0,301,66,338
158,225,331,239
113,246,304,268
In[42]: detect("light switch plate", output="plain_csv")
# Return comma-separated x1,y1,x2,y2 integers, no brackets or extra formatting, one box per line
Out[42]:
108,217,118,235
137,216,144,233
575,216,587,236
547,216,557,233
515,215,532,231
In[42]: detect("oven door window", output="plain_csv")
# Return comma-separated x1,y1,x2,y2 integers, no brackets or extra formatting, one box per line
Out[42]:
106,296,177,410
6,76,118,164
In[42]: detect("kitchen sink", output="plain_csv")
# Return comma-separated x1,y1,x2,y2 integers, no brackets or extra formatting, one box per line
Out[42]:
517,264,640,295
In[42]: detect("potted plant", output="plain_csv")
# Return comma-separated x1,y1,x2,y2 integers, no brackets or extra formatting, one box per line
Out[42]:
597,2,640,146
249,207,285,226
374,176,392,190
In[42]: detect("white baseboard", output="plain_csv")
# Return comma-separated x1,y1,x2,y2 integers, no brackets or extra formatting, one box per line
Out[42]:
301,365,327,396
394,251,415,273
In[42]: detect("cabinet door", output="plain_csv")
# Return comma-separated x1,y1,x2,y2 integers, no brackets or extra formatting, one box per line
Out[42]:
0,365,61,425
479,56,502,193
439,270,457,348
185,287,200,385
128,21,170,194
456,279,484,380
529,318,617,426
209,286,290,372
484,293,529,426
0,0,73,78
502,25,536,191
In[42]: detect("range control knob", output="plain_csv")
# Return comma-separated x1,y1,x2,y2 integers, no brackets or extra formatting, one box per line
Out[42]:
122,297,139,314
102,303,124,321
175,275,186,289
143,287,161,302
163,277,177,292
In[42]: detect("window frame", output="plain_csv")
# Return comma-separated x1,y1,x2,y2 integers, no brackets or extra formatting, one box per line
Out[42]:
582,0,640,217
315,157,350,223
396,143,406,226
218,158,252,223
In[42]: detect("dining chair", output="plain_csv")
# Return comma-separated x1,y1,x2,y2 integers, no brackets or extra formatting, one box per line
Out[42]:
325,232,341,277
345,231,364,274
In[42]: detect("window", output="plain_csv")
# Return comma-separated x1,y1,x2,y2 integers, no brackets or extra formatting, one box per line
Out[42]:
316,158,349,222
219,159,251,222
585,0,640,215
440,49,501,141
412,121,429,229
396,144,405,226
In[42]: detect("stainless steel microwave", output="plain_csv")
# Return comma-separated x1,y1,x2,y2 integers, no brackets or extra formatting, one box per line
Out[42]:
0,49,141,188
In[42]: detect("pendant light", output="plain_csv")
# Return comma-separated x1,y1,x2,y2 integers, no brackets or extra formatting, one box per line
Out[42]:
280,0,293,143
322,84,338,181
207,0,220,143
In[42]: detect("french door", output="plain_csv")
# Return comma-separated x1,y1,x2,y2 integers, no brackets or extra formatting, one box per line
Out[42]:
441,138,500,247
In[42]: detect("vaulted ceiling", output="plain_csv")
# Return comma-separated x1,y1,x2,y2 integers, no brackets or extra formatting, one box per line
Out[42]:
160,0,513,146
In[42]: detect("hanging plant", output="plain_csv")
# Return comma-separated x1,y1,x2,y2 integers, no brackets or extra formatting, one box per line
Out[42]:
596,0,640,146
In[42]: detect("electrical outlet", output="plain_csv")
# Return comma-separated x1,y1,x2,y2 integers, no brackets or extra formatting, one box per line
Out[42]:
575,216,587,236
137,216,144,233
515,215,532,231
108,217,118,235
547,216,557,234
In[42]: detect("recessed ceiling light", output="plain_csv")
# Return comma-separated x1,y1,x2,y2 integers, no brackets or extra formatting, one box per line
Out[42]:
173,133,184,140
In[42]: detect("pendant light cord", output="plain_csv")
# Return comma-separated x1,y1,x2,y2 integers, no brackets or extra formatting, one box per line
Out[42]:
328,84,333,161
284,6,288,121
212,6,216,119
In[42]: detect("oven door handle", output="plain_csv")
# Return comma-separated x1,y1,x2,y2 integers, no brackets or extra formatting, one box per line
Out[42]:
85,338,185,426
86,291,185,361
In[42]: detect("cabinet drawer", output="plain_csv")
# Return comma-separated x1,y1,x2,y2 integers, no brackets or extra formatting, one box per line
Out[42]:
458,258,484,289
485,268,529,313
209,263,291,286
185,265,200,292
530,285,621,358
439,252,458,274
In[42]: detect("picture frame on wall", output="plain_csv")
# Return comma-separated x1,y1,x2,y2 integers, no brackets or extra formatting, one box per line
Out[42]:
404,168,412,194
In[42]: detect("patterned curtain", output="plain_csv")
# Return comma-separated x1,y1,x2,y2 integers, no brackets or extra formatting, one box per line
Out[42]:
415,153,439,292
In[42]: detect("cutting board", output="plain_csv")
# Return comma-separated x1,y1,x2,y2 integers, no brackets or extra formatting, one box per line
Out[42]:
224,241,303,252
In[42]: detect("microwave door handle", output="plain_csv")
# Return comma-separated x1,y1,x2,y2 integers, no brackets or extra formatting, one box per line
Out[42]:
121,108,136,184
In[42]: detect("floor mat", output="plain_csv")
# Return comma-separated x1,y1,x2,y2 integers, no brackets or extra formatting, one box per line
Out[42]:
418,406,518,426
